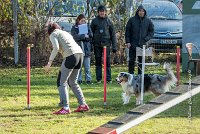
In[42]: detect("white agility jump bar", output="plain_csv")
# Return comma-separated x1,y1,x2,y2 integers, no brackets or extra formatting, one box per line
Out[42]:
116,86,200,134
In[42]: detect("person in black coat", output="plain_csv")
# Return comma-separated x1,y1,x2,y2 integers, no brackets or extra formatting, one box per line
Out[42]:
71,14,93,84
125,4,154,74
90,5,117,83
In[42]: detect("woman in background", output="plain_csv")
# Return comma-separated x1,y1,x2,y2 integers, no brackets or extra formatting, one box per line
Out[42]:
71,14,93,85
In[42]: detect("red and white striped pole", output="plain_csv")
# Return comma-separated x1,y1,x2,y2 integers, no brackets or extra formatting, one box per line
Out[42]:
176,46,181,86
103,46,107,106
27,44,32,110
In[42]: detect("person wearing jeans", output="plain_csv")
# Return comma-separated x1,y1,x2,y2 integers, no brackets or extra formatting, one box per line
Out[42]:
71,14,93,84
77,54,92,84
45,22,89,115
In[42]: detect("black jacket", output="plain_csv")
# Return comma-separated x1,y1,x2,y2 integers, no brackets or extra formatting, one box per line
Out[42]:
90,16,117,51
71,24,93,57
125,5,154,48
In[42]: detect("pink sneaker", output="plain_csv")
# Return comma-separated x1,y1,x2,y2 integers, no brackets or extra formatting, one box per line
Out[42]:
74,104,89,112
53,108,70,115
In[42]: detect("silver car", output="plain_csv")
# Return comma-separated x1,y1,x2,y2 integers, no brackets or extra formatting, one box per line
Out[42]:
142,0,182,52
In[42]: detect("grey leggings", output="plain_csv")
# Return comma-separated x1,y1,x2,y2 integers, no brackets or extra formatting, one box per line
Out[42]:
57,53,86,107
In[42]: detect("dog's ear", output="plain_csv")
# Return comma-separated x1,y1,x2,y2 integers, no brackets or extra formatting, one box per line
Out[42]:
120,72,125,77
128,74,133,85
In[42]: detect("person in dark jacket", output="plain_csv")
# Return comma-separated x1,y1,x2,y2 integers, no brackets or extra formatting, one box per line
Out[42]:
71,14,93,84
90,5,117,83
125,4,154,74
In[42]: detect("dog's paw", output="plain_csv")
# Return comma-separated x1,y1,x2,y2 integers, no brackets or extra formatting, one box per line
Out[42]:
135,103,141,106
136,100,141,106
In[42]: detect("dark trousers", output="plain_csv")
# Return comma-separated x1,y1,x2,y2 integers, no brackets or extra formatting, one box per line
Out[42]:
128,47,142,74
94,46,111,81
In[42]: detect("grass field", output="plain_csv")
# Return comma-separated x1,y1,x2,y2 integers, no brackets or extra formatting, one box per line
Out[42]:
0,65,200,134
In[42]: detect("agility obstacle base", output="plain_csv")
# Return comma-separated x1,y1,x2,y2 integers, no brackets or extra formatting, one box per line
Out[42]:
88,76,200,134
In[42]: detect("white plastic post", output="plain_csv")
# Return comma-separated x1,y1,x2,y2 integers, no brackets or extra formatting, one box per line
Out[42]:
140,45,146,105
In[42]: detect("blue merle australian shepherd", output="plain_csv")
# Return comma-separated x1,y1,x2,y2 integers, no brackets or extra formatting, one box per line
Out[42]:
116,63,177,105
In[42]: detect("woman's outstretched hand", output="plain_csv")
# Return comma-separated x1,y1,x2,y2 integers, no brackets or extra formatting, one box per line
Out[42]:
44,62,51,73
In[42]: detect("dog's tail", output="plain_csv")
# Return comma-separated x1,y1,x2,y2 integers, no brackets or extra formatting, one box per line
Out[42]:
163,62,177,85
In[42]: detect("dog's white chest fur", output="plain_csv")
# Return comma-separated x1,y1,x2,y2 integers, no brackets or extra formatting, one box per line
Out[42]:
121,82,134,94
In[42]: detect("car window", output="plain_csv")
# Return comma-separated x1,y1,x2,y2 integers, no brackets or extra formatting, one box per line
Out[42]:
143,2,182,20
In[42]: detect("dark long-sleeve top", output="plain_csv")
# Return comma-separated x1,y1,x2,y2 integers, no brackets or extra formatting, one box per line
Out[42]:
71,24,93,57
90,16,117,50
125,5,154,48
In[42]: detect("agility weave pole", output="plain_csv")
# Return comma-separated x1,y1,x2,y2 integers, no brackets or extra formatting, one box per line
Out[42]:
103,46,107,106
27,45,31,110
176,46,181,86
88,76,200,134
140,45,146,105
26,44,33,110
